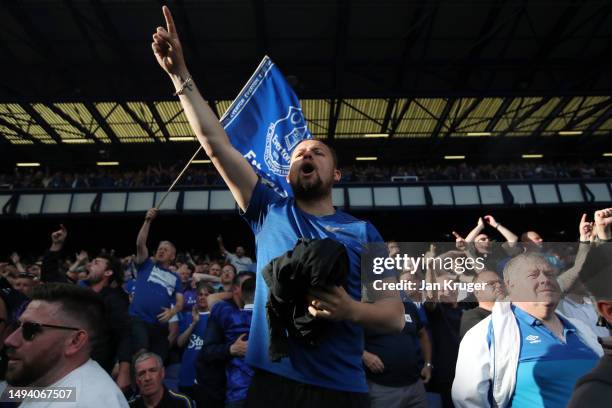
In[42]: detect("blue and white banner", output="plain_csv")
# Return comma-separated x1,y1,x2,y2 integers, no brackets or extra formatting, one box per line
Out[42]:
220,56,312,197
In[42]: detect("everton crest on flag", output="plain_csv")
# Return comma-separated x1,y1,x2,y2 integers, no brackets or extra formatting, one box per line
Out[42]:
220,56,312,197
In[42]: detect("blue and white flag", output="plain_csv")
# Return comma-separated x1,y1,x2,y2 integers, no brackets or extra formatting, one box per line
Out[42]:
220,56,312,197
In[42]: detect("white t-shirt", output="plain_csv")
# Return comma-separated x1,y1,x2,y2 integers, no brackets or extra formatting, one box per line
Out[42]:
225,252,254,273
20,359,129,408
558,297,610,338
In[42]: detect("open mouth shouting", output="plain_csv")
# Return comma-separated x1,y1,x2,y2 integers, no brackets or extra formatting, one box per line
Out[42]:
300,162,316,176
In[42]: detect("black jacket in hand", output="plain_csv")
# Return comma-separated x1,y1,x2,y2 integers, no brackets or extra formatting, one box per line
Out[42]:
262,238,349,361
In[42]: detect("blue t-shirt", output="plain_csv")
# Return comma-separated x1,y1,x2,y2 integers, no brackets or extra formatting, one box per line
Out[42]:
183,289,197,312
124,279,136,298
242,179,385,393
211,301,254,403
178,311,210,387
128,258,183,324
492,306,599,408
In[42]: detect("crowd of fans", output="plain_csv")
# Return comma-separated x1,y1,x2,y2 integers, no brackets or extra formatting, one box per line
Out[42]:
2,160,611,190
0,206,610,407
1,5,611,405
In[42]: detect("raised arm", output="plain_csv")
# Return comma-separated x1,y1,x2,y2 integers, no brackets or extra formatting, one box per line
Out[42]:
42,224,69,283
594,207,612,241
136,208,156,265
152,6,257,211
483,215,518,243
557,213,595,293
465,217,485,242
217,235,228,256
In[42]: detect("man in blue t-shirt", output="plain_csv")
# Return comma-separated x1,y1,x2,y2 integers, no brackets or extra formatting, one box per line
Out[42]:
129,207,184,361
151,7,403,406
210,274,255,408
177,282,213,399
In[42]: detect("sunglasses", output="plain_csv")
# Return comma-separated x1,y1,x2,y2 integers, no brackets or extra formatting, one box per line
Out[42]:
13,321,80,341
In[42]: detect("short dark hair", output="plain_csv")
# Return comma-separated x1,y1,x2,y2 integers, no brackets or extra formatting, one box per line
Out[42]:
196,281,214,294
30,283,105,350
223,263,237,275
241,275,256,304
232,271,255,287
97,253,124,286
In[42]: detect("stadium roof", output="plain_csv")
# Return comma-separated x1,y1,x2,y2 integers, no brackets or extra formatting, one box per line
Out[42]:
0,96,611,146
1,0,611,158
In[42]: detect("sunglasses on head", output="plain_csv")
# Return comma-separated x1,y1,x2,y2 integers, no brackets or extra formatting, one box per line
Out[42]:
13,321,80,341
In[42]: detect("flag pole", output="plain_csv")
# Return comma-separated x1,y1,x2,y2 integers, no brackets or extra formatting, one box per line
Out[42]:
155,146,203,210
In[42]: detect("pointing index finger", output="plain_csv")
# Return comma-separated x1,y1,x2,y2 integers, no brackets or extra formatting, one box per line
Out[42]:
162,6,176,34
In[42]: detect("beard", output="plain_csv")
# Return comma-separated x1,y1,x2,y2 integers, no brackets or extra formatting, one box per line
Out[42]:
5,346,61,386
290,172,332,201
85,272,104,285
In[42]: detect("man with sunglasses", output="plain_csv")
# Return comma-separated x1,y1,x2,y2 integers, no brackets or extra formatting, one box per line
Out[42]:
3,283,128,407
0,277,28,397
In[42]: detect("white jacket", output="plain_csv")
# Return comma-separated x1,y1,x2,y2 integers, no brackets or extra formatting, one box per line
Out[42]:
452,302,603,408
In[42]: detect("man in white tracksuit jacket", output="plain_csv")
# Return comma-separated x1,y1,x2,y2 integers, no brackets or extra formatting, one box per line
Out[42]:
452,253,603,408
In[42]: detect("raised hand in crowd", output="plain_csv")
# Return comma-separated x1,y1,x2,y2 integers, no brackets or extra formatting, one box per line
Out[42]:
66,250,89,282
50,224,67,251
9,252,25,273
464,218,485,242
136,208,157,264
452,231,467,251
483,215,497,228
152,6,258,212
594,207,612,240
76,250,89,264
145,207,158,222
579,213,595,242
152,7,187,78
483,214,518,244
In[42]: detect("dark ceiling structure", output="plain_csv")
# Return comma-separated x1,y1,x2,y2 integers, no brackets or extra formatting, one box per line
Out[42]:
1,0,612,166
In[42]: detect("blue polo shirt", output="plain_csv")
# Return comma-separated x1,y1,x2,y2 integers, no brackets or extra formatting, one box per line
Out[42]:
504,305,599,408
242,179,386,393
128,259,183,324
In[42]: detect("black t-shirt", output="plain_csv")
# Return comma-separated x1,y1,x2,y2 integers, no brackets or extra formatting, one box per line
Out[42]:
426,302,469,385
459,306,491,341
129,387,194,408
365,301,424,387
